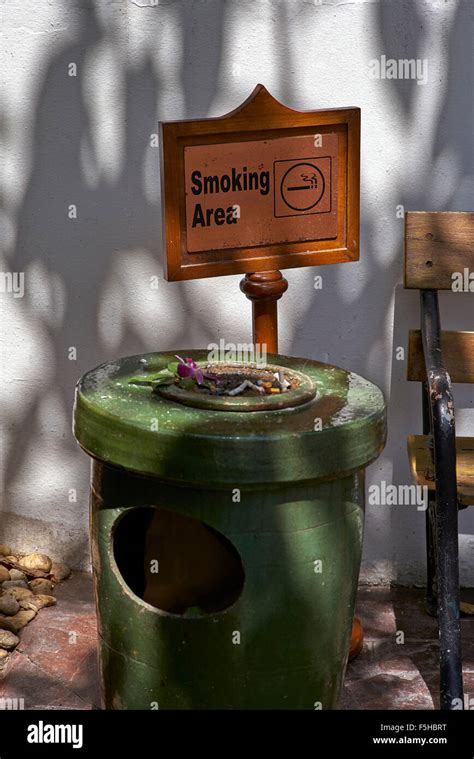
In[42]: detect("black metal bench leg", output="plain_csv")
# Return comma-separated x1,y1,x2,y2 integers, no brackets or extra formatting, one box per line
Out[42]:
425,494,438,617
420,291,464,709
422,384,438,617
436,488,464,709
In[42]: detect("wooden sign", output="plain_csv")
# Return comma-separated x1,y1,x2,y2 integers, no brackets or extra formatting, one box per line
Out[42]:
161,85,360,281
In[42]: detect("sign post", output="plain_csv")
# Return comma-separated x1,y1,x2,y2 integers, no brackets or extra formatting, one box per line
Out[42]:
239,271,288,354
160,84,360,352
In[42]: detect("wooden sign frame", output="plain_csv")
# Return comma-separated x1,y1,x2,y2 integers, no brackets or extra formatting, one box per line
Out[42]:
160,84,360,281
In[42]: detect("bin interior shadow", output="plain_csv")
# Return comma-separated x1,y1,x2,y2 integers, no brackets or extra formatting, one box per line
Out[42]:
113,505,245,616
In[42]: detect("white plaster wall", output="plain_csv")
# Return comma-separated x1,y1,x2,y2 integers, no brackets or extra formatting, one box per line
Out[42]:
1,0,473,582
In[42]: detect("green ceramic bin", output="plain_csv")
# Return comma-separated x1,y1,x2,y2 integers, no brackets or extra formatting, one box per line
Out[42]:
73,350,386,710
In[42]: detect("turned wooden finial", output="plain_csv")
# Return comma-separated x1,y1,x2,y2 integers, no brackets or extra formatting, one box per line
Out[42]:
240,271,288,354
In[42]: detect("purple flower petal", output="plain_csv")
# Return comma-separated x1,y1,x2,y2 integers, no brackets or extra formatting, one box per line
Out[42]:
177,363,194,378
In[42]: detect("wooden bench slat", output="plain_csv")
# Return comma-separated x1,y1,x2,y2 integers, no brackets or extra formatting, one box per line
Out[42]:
407,435,474,506
404,211,474,290
407,330,474,383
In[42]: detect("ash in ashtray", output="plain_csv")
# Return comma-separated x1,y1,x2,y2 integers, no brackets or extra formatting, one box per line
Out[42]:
197,366,295,397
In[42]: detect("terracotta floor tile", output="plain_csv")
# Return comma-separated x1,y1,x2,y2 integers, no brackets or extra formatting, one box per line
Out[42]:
0,650,95,710
0,571,100,709
343,671,434,710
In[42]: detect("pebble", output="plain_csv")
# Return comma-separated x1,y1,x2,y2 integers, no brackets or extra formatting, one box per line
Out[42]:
5,587,33,601
0,609,37,633
19,553,52,573
19,598,36,610
0,630,19,650
28,594,56,610
0,649,9,659
50,562,71,582
0,551,68,645
29,579,54,595
0,594,20,616
9,569,27,582
2,580,28,590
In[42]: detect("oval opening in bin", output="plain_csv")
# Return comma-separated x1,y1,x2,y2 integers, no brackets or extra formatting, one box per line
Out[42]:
113,506,245,617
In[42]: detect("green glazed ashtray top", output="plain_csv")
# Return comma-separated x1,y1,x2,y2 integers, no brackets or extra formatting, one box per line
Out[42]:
73,350,386,485
129,355,317,412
